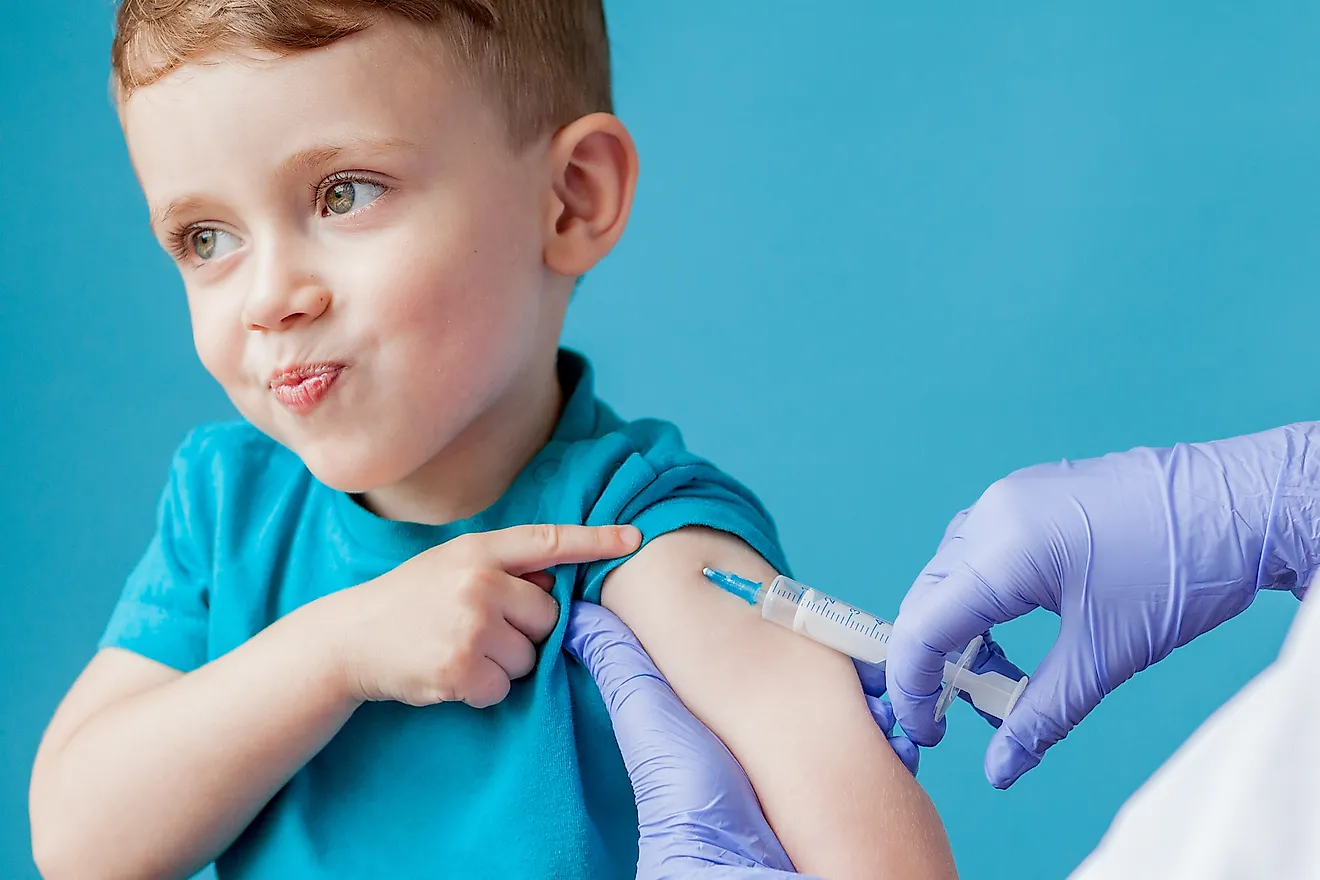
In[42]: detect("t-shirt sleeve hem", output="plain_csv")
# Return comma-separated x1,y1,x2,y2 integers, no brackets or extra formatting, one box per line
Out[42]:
97,602,207,673
579,498,790,604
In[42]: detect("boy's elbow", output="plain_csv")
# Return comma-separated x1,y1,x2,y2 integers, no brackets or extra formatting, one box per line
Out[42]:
32,827,81,880
30,774,67,878
30,812,91,880
30,792,156,880
31,801,96,880
32,827,168,880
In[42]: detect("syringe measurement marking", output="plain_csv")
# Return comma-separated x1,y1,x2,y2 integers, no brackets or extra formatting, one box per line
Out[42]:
771,583,890,644
799,598,891,644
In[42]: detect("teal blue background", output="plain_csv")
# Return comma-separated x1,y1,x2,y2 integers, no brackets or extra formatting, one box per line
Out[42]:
3,2,1315,877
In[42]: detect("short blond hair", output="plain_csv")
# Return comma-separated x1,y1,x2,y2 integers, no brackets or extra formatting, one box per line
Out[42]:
111,0,612,145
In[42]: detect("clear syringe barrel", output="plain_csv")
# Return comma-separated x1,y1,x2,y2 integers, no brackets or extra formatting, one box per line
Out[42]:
760,576,893,665
753,575,1027,722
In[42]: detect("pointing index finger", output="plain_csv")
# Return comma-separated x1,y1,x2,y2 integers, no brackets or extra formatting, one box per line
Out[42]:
476,524,642,575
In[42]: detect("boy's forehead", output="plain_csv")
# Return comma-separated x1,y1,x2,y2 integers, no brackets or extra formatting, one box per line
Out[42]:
121,21,493,197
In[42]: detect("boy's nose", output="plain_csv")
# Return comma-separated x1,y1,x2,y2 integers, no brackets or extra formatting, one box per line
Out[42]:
243,271,332,332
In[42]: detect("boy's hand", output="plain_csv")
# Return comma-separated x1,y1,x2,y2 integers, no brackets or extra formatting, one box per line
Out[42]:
337,524,641,709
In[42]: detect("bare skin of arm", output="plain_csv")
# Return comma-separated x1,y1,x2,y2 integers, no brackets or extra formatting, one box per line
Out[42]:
29,524,634,880
601,527,958,880
28,597,358,880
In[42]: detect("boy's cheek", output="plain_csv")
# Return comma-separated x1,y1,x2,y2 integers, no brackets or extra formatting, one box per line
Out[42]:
189,311,250,395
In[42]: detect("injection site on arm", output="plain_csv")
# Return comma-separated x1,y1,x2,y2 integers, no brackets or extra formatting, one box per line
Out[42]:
600,527,958,880
702,568,1029,723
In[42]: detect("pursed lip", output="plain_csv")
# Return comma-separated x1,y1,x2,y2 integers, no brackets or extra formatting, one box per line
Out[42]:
268,362,345,388
268,362,346,414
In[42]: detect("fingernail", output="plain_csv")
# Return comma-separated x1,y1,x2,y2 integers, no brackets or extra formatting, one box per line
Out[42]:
617,525,642,546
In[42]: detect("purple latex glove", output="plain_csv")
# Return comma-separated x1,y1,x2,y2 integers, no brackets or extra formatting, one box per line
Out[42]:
565,603,922,878
854,640,1025,769
888,423,1320,789
565,602,806,879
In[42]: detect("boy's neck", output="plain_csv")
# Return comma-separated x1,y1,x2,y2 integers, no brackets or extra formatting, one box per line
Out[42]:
356,352,565,526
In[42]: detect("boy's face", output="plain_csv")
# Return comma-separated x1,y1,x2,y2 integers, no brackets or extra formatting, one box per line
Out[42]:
122,20,566,494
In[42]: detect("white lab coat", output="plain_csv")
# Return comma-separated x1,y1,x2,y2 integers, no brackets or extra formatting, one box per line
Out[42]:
1069,588,1320,878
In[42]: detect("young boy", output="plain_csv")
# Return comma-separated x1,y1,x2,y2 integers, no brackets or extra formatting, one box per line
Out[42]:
29,2,956,878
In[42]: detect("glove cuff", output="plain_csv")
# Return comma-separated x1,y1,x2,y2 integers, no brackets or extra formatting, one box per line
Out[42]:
1257,422,1320,598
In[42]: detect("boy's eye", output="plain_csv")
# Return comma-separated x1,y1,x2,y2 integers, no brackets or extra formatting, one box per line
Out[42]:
190,228,240,261
324,180,386,216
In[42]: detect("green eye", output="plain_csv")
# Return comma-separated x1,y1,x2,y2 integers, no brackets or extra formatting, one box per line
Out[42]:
188,228,238,261
193,229,218,260
323,179,386,216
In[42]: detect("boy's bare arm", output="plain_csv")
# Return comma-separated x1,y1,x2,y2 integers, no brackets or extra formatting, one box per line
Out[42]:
600,527,959,880
30,596,360,880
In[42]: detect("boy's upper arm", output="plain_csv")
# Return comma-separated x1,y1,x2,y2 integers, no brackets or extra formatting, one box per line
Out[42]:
600,527,957,880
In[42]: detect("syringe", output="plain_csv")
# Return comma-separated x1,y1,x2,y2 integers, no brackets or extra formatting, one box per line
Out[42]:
703,567,1028,722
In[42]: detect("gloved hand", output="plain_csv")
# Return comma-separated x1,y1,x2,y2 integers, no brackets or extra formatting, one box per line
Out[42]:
845,659,921,775
854,638,1024,770
565,601,805,879
887,423,1320,790
565,602,920,878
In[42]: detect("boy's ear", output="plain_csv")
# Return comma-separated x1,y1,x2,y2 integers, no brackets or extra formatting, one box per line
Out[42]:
542,113,639,278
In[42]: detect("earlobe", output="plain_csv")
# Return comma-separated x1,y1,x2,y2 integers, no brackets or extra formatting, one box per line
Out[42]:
543,113,639,277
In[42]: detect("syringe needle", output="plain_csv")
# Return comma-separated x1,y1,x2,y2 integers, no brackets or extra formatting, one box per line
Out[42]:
702,567,764,604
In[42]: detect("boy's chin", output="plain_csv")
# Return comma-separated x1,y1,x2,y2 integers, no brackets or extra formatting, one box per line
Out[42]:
301,454,403,496
242,410,422,495
290,440,412,496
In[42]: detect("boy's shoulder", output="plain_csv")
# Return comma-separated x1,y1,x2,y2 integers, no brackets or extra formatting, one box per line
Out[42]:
176,418,285,458
552,352,716,483
168,419,302,484
559,404,768,519
545,356,787,600
547,350,776,510
163,420,313,525
574,407,690,470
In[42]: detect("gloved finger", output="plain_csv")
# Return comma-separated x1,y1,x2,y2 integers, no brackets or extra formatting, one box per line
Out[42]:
970,630,1028,681
890,734,921,777
566,604,796,871
563,602,670,717
653,864,815,880
867,690,897,735
864,694,919,775
889,556,1040,747
984,636,1096,789
563,601,631,665
959,631,1030,729
853,658,887,698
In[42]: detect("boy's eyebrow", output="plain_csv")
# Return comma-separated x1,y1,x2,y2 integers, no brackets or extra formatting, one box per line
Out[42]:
150,196,208,236
148,135,417,234
278,135,418,179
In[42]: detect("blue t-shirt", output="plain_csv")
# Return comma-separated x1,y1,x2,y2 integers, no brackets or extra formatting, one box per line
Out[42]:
100,350,788,879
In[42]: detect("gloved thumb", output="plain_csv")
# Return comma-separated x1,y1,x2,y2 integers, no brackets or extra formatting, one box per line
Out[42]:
984,639,1096,789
